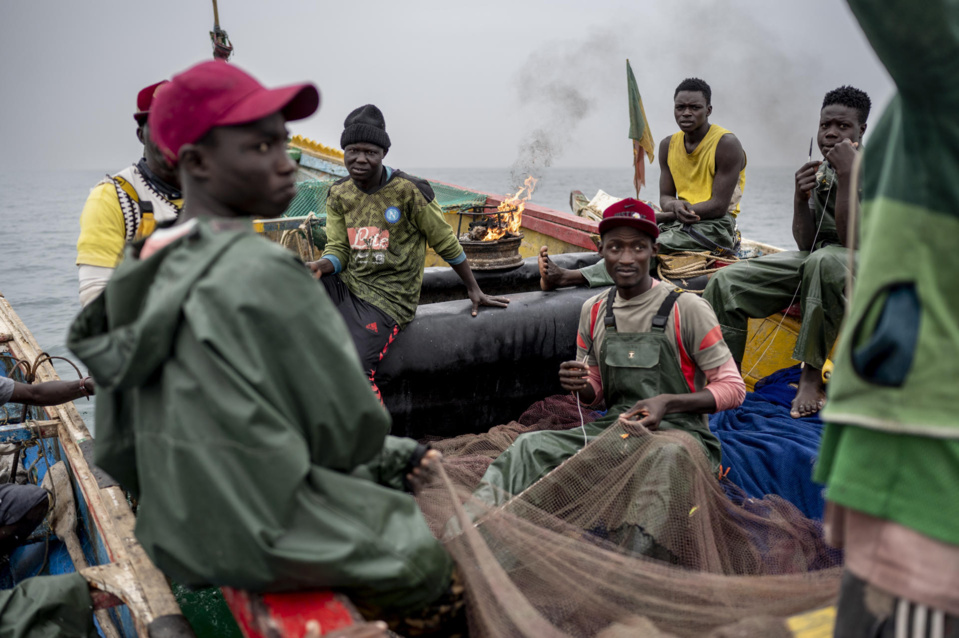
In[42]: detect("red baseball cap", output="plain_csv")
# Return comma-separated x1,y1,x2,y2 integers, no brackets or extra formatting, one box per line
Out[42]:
134,80,169,125
149,60,320,163
598,198,660,238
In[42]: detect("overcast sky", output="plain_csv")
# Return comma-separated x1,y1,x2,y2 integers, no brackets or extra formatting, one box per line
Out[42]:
0,0,892,174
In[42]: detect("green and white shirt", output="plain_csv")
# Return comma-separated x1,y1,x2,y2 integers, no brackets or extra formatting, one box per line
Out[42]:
322,169,466,327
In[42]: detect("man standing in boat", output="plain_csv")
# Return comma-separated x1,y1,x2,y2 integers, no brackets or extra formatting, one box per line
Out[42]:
539,77,747,290
702,86,869,419
75,80,182,307
69,61,457,630
306,105,508,399
77,80,183,306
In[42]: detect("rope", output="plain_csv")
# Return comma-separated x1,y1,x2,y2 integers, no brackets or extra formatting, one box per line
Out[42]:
2,351,86,485
0,350,67,577
656,251,739,294
279,212,319,262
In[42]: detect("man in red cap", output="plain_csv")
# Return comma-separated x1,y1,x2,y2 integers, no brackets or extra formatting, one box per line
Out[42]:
69,60,454,625
475,198,745,514
75,80,183,306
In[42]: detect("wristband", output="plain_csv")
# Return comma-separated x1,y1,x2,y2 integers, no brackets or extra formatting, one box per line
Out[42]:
79,377,92,400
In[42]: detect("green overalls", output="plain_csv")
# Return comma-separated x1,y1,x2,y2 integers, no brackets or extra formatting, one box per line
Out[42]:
474,287,722,508
702,162,851,368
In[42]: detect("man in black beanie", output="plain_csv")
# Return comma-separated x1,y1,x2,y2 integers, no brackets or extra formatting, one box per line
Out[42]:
308,104,508,399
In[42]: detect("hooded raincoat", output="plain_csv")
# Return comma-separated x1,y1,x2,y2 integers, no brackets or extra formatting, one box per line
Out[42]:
68,218,451,614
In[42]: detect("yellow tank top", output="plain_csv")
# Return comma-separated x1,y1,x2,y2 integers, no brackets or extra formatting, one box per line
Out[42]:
667,124,746,217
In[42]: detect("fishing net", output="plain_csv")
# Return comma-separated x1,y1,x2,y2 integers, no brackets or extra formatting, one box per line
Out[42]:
415,395,842,637
284,179,336,218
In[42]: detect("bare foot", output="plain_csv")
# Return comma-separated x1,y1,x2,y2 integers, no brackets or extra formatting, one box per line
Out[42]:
790,364,827,418
538,245,588,291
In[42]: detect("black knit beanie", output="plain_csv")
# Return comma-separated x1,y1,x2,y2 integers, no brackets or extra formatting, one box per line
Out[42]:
340,104,391,151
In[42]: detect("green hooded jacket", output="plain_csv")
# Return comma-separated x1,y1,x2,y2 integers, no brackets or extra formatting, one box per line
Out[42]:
68,218,451,614
0,573,97,638
814,0,959,547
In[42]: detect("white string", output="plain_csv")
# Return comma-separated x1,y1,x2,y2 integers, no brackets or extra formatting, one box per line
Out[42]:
574,349,589,447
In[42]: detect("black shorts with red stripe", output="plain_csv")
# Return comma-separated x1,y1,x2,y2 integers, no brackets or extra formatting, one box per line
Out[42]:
321,275,400,399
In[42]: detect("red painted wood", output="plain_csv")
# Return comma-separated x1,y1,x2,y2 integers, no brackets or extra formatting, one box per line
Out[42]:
222,587,358,637
425,178,601,235
521,215,598,251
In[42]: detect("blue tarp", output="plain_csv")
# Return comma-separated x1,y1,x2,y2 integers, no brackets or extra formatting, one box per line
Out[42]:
709,366,826,519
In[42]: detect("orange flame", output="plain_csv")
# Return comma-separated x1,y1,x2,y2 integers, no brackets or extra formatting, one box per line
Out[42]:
481,176,538,241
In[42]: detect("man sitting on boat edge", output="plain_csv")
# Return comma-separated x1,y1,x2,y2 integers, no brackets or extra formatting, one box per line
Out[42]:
67,60,459,633
474,199,745,525
75,80,182,307
703,85,869,418
305,105,508,400
539,77,747,290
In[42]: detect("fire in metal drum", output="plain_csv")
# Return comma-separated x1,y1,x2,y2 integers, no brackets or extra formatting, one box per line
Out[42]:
459,233,524,271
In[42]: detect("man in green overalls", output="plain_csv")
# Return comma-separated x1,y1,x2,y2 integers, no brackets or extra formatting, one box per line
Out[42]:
474,199,745,553
702,86,870,419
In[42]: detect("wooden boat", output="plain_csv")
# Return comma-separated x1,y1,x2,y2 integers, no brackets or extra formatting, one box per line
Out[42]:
14,133,812,637
0,292,193,637
255,136,810,438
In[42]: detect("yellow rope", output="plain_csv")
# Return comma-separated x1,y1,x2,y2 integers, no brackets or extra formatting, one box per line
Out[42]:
279,213,319,262
656,251,738,293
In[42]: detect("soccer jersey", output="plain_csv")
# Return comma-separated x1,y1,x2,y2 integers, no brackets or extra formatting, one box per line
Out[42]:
322,169,465,327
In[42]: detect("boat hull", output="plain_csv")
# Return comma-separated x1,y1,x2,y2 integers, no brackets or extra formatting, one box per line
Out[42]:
0,293,191,637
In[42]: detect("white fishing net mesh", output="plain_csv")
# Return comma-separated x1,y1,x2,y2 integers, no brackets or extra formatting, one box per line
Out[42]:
416,395,841,637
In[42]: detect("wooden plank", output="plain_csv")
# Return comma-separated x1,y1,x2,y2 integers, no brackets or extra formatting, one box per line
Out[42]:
521,215,599,252
0,419,60,443
787,606,836,637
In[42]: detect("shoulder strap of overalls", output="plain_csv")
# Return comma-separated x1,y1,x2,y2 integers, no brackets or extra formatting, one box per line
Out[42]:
650,288,684,333
602,287,618,331
604,286,684,333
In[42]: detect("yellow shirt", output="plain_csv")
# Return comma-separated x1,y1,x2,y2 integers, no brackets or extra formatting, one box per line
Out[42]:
76,173,182,268
667,124,746,217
